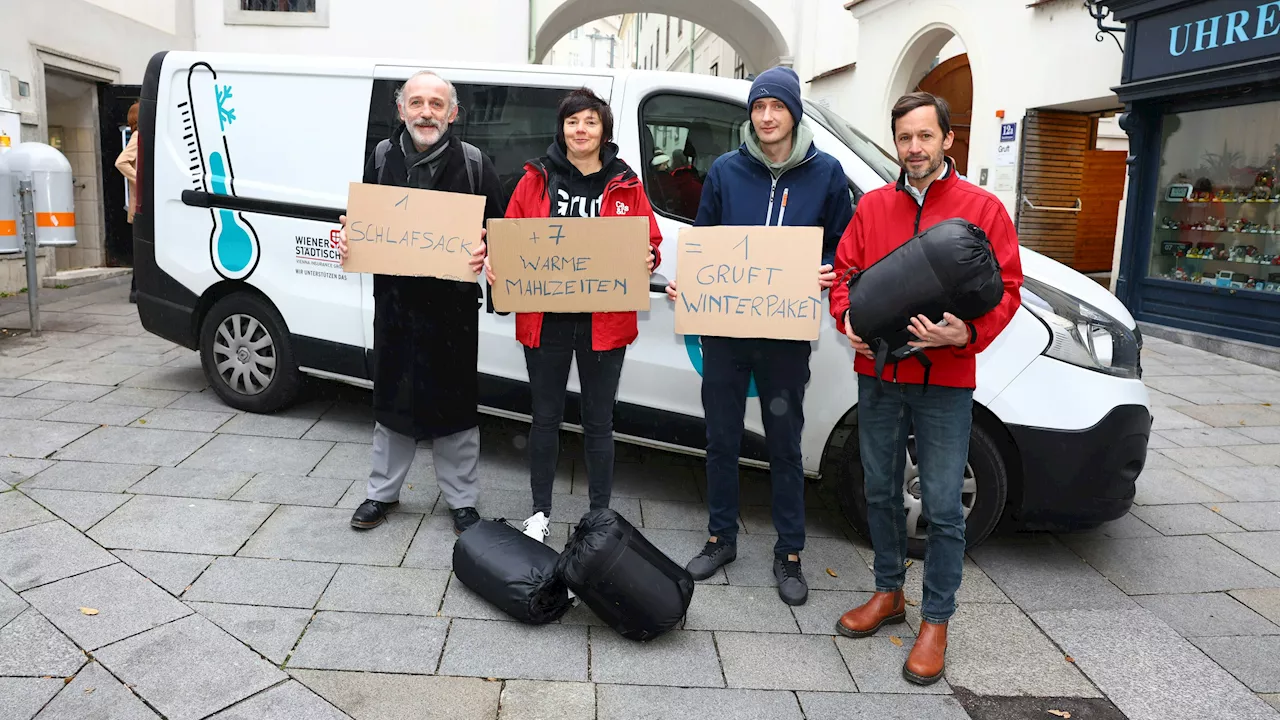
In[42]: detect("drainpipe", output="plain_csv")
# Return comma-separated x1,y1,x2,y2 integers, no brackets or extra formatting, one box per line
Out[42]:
635,15,641,69
689,23,696,73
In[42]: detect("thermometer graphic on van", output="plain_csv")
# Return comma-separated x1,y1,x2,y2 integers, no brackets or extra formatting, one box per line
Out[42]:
185,62,260,280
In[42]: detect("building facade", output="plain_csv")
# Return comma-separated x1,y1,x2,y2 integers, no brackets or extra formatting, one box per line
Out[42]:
545,16,623,69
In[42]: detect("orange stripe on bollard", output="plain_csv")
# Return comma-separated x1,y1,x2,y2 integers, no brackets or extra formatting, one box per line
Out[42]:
36,212,75,228
0,220,16,236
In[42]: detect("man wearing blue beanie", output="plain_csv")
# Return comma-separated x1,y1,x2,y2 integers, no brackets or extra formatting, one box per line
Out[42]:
665,65,854,606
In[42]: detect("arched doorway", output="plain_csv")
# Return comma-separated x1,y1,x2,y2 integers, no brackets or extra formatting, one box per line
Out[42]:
915,52,971,176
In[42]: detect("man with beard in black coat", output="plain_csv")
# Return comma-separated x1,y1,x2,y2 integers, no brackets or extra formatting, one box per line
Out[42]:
337,70,505,534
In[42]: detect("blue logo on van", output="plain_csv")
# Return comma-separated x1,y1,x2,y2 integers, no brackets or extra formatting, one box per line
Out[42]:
684,335,758,397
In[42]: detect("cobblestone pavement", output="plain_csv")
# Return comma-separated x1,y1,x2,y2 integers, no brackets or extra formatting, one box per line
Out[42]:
1,279,1280,719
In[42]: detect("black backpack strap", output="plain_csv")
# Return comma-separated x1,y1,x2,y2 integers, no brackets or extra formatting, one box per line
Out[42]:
874,341,890,393
373,139,393,184
462,142,483,194
916,352,932,393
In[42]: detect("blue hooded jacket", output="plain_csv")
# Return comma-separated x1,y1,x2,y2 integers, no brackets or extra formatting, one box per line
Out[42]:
693,127,854,267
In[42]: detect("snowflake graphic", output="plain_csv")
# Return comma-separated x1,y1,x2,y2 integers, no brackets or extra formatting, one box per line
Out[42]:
216,85,236,131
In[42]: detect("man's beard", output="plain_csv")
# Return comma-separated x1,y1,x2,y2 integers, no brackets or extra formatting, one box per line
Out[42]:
408,117,446,148
904,152,943,181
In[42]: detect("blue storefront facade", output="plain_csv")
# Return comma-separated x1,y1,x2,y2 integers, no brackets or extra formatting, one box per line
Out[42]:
1111,0,1280,347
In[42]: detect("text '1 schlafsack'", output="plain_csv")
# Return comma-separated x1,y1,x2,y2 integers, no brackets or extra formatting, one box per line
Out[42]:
556,509,694,641
844,218,1004,386
452,519,574,624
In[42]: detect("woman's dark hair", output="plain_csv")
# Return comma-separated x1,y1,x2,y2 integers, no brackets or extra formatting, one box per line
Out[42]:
556,87,613,147
127,101,140,133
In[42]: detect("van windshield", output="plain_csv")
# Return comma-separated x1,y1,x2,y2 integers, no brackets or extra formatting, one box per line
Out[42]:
803,100,900,183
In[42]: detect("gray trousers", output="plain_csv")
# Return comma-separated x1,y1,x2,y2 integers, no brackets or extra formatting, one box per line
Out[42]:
366,423,480,510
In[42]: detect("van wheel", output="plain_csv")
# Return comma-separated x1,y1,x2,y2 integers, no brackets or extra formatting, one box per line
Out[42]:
835,415,1007,559
200,293,300,413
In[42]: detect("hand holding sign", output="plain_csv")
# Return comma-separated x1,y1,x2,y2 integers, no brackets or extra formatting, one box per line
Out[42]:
341,182,486,280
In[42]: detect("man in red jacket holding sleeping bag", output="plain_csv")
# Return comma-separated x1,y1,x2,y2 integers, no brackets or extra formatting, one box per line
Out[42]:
827,92,1023,686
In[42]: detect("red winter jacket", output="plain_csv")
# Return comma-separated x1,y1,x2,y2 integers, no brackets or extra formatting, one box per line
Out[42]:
829,160,1024,389
504,160,664,351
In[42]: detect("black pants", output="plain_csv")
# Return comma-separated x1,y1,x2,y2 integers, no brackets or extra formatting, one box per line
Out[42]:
701,336,811,558
525,315,625,518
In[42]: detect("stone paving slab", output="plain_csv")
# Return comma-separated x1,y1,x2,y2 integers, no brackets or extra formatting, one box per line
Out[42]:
1158,446,1256,468
1160,427,1258,448
311,442,421,482
573,461,701,503
1215,531,1280,576
402,515,465,571
126,467,253,500
1033,608,1279,720
1131,503,1247,535
438,618,588,682
721,535,877,593
0,490,56,533
185,557,337,608
0,520,118,592
166,389,242,413
1149,406,1208,430
41,401,151,426
1241,427,1280,444
1173,404,1280,427
799,692,972,720
1234,589,1280,626
1134,468,1233,505
206,680,352,720
1229,445,1280,466
897,556,1012,605
683,584,800,633
473,451,570,495
943,603,1099,698
21,361,146,386
89,496,277,555
23,461,155,493
0,356,61,379
1190,636,1280,693
633,528,728,585
217,413,319,440
112,550,215,596
335,474,439,515
231,473,354,507
498,680,594,720
0,397,69,420
435,488,642,529
588,627,724,688
96,387,187,408
1136,592,1280,637
316,565,449,616
1184,466,1280,503
0,458,53,488
21,563,191,650
788,589,911,638
21,488,131,531
0,581,26,629
54,427,213,467
33,659,161,720
639,499,733,532
302,420,374,444
288,611,449,674
188,602,313,665
132,408,234,432
596,684,803,720
439,575,518,622
1070,535,1280,595
0,677,65,720
715,630,855,691
0,419,97,459
968,540,1135,612
1217,503,1280,532
181,434,333,476
121,367,208,392
834,635,952,694
0,609,87,677
94,614,286,720
0,377,47,396
290,670,499,720
239,506,420,566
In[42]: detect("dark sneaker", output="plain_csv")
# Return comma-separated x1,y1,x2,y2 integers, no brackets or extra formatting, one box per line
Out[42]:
350,499,397,529
451,507,481,535
774,556,808,606
685,539,737,580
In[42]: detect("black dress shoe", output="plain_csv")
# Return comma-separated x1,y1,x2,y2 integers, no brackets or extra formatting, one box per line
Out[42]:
451,507,481,535
350,499,397,529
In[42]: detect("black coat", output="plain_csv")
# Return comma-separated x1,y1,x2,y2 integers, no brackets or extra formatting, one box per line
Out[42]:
364,127,505,440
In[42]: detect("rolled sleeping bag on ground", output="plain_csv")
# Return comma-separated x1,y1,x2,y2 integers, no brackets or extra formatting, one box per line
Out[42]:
452,519,573,625
556,508,694,641
844,217,1004,383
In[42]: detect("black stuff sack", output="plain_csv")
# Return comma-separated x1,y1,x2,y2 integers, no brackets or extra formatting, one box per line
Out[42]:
557,509,694,641
844,217,1004,387
452,519,573,625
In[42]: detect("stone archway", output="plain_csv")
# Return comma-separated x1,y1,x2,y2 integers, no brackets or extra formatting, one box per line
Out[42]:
885,24,971,173
533,0,792,75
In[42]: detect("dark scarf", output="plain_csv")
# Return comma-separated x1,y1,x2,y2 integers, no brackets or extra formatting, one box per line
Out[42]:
400,125,454,189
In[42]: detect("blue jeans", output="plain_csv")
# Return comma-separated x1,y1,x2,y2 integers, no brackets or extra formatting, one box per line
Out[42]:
857,374,972,624
702,337,810,558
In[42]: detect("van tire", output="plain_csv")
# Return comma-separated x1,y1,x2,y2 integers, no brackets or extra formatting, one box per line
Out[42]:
200,293,300,414
834,414,1007,559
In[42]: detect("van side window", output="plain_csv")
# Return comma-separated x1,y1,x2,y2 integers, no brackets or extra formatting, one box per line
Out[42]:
639,94,747,223
365,80,567,204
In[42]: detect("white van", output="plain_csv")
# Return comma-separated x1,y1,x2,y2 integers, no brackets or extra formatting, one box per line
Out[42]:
133,51,1152,554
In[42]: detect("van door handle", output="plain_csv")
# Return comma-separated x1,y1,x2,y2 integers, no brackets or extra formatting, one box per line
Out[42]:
649,273,670,294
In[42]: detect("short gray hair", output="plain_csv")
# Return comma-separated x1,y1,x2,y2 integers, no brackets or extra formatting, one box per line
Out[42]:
395,70,459,114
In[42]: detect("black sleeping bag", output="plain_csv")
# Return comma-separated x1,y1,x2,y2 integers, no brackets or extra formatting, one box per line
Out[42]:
556,509,694,641
452,519,573,624
844,217,1004,385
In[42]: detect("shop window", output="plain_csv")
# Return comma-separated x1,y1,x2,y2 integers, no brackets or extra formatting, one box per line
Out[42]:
225,0,328,25
1150,100,1280,295
640,93,746,222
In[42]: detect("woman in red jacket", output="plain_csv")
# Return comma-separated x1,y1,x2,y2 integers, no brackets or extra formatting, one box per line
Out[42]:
484,88,662,543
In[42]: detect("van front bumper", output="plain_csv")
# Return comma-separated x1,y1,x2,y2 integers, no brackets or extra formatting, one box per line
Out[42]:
1006,404,1152,529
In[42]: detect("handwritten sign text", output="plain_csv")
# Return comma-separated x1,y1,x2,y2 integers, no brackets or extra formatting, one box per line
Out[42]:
342,182,485,280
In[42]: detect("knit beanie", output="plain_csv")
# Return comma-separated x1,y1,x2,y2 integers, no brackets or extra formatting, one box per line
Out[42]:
748,66,803,125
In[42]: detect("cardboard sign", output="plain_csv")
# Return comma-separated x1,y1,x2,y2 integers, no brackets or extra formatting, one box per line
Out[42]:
487,216,651,313
342,182,485,280
674,226,823,341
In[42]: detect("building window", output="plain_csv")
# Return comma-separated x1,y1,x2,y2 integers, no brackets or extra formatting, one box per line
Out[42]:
666,17,671,52
1148,99,1280,296
734,62,746,79
710,62,719,77
678,19,683,37
225,0,328,26
657,30,662,60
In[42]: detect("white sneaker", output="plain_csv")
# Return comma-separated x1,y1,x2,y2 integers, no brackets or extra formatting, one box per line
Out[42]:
522,512,550,543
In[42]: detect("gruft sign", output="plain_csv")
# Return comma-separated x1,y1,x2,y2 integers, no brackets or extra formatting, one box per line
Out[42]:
486,216,651,313
341,182,485,280
674,226,823,341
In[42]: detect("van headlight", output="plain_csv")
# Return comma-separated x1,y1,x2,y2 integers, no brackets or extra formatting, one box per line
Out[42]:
1020,277,1140,379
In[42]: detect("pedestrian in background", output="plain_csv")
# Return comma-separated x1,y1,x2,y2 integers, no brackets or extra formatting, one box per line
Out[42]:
114,101,140,303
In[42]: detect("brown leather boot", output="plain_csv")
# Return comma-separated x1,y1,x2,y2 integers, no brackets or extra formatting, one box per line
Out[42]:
903,620,948,685
835,590,905,638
